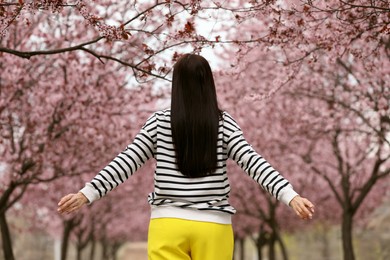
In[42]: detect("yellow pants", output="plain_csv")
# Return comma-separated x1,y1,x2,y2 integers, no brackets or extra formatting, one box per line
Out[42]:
147,218,234,260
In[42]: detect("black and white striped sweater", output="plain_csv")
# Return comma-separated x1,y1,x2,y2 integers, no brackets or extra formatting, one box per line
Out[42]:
80,110,298,224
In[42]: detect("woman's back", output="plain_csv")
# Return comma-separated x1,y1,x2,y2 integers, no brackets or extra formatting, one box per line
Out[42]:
145,109,236,216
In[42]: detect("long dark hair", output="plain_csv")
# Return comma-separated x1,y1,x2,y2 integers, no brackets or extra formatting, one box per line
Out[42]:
171,54,222,178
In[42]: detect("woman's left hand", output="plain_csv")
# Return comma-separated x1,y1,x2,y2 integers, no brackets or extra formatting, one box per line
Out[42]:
289,195,315,220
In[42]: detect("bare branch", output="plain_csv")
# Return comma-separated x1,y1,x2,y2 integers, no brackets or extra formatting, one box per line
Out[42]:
310,164,344,206
80,47,170,81
4,184,28,213
351,157,387,213
123,2,168,26
0,36,104,58
338,0,390,11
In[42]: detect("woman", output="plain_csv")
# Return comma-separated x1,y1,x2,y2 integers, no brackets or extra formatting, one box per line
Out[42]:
58,54,314,260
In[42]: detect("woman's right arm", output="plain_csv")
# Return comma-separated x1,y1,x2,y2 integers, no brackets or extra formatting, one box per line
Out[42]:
224,113,314,219
223,113,295,203
226,130,298,206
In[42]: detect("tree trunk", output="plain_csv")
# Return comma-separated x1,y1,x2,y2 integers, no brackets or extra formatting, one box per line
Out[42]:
0,211,14,260
276,231,289,260
89,239,96,260
101,239,109,260
76,229,92,260
238,237,245,260
341,211,355,260
268,231,276,260
232,237,236,260
256,244,263,260
266,197,280,260
61,219,76,260
255,229,267,260
76,246,82,260
111,242,122,260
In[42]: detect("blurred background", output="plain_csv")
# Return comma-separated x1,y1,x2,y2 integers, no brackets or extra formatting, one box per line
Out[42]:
1,1,389,260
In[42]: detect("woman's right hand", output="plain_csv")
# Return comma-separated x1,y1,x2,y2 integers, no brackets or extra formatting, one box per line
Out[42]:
57,192,89,214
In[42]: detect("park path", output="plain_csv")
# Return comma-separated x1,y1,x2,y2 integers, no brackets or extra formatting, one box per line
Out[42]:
117,242,148,260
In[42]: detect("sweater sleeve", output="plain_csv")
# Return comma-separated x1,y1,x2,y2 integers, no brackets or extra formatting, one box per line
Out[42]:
80,114,156,204
224,113,298,206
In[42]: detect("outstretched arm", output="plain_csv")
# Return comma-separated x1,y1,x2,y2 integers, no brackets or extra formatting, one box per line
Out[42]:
227,130,298,205
57,120,156,215
227,133,315,220
223,113,315,220
78,128,154,204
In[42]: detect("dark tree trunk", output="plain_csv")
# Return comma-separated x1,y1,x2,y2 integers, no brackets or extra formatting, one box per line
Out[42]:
61,220,72,260
76,246,82,260
268,231,276,260
239,238,245,260
101,239,109,260
76,229,91,260
0,211,14,260
254,227,268,260
267,199,278,260
0,183,17,260
276,231,289,260
256,244,263,260
341,211,355,260
61,218,78,260
89,239,96,260
111,242,122,260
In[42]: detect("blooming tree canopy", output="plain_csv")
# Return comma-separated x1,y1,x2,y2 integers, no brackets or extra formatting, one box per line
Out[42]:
1,1,389,260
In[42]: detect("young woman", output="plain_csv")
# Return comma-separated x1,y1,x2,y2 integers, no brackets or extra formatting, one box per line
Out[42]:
58,54,314,260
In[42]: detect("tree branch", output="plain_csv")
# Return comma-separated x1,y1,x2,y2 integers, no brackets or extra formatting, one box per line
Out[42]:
339,0,390,12
80,47,170,81
310,164,344,206
0,36,104,59
351,157,387,213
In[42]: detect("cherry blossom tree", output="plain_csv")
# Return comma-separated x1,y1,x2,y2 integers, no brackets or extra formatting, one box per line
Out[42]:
2,1,389,260
0,0,242,81
211,0,389,103
215,16,389,255
2,0,388,80
14,110,155,260
213,1,390,259
224,103,322,260
286,56,389,260
225,44,389,260
0,43,157,259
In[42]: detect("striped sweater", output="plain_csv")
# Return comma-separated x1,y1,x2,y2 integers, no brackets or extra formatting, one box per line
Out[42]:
80,110,298,224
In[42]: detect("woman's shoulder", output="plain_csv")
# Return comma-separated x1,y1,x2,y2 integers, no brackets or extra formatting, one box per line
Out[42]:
221,110,238,123
221,110,241,132
150,109,171,126
154,109,171,119
142,109,170,131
